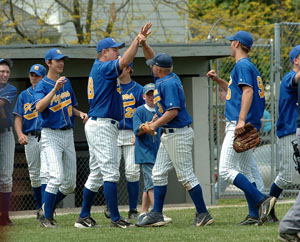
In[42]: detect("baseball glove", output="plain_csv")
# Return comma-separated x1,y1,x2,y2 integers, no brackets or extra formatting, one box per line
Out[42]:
233,123,260,153
141,122,157,136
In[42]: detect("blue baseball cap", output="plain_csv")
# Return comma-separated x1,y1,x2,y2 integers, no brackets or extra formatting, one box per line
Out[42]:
143,83,155,94
146,53,173,68
97,38,125,53
45,48,68,61
29,64,46,77
0,58,13,68
225,31,253,49
289,45,300,64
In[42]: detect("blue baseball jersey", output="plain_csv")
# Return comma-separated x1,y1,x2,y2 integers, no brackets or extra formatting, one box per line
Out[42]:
224,57,265,130
33,76,78,129
133,104,161,164
277,70,298,137
87,58,123,121
0,83,17,128
119,80,144,130
13,86,42,134
153,72,192,128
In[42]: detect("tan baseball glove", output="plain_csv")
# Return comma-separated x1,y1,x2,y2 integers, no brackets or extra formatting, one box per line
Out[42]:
233,122,260,153
139,122,157,136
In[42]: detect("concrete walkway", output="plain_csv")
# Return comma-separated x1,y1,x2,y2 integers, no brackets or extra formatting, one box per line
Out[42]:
9,199,296,220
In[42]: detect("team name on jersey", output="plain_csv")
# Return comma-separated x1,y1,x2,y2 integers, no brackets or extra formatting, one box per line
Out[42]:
23,103,38,120
122,93,136,107
49,91,72,112
153,89,164,113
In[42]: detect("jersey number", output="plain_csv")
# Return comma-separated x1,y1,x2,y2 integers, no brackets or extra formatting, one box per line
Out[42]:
88,77,94,99
125,107,136,118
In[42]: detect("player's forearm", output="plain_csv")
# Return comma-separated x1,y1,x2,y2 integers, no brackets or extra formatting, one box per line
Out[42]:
141,41,155,60
215,77,228,92
152,109,178,129
73,107,82,117
14,116,24,137
36,87,58,112
119,36,140,69
0,99,5,107
238,87,253,123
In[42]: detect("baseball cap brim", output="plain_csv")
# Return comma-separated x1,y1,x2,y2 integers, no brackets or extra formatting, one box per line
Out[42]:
225,36,235,41
52,54,69,60
111,43,125,49
146,58,155,66
0,58,13,68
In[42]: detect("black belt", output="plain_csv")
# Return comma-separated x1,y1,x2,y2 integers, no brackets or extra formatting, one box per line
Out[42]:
50,126,72,131
0,127,11,133
26,131,41,142
91,117,117,125
162,125,191,134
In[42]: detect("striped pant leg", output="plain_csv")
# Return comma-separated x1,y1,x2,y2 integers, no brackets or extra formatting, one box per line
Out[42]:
123,145,140,182
0,130,15,193
219,122,254,184
275,133,297,189
40,147,49,185
161,127,199,190
152,141,173,186
24,135,41,188
42,129,64,194
59,129,77,195
84,120,103,192
85,118,119,183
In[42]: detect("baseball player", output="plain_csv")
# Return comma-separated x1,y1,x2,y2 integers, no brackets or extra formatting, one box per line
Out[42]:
13,64,47,220
74,23,152,229
133,83,172,224
0,58,17,226
207,31,276,225
278,192,300,241
136,42,213,227
117,60,144,219
269,45,300,222
34,48,88,228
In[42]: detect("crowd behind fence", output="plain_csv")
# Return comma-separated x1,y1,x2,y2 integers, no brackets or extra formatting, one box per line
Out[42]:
10,22,300,211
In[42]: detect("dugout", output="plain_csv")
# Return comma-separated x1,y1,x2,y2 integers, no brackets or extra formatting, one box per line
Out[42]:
2,43,229,210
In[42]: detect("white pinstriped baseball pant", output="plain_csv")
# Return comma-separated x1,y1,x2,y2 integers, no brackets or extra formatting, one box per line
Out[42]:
152,126,199,190
219,122,255,184
84,117,119,192
117,130,140,182
41,128,76,195
25,135,42,188
40,148,49,185
275,133,298,189
0,129,15,193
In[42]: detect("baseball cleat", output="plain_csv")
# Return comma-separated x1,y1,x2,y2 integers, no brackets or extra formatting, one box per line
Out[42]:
110,217,132,228
163,214,172,224
104,206,110,219
278,232,300,242
74,216,101,229
137,213,147,224
193,212,214,226
128,209,139,219
266,208,279,223
40,218,57,228
135,211,166,227
238,215,259,225
36,207,44,221
258,196,277,225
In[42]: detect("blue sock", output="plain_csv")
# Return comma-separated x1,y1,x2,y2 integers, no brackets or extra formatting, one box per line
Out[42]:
188,185,207,213
33,186,42,209
44,191,56,219
41,184,47,204
103,181,120,222
80,187,97,218
153,185,167,213
0,192,11,213
269,182,283,199
127,181,139,211
233,173,265,204
244,183,259,218
53,190,66,212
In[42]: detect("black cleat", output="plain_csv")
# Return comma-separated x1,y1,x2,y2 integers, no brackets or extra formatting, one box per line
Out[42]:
278,232,300,242
110,217,132,228
238,215,259,225
193,212,214,227
40,218,57,228
258,196,277,225
135,211,166,227
128,209,139,219
74,216,101,228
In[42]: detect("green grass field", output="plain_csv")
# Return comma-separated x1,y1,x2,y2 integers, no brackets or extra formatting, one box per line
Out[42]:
1,202,293,242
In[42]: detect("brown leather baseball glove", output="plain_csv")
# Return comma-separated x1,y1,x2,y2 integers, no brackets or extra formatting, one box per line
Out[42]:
233,123,260,153
141,122,157,136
